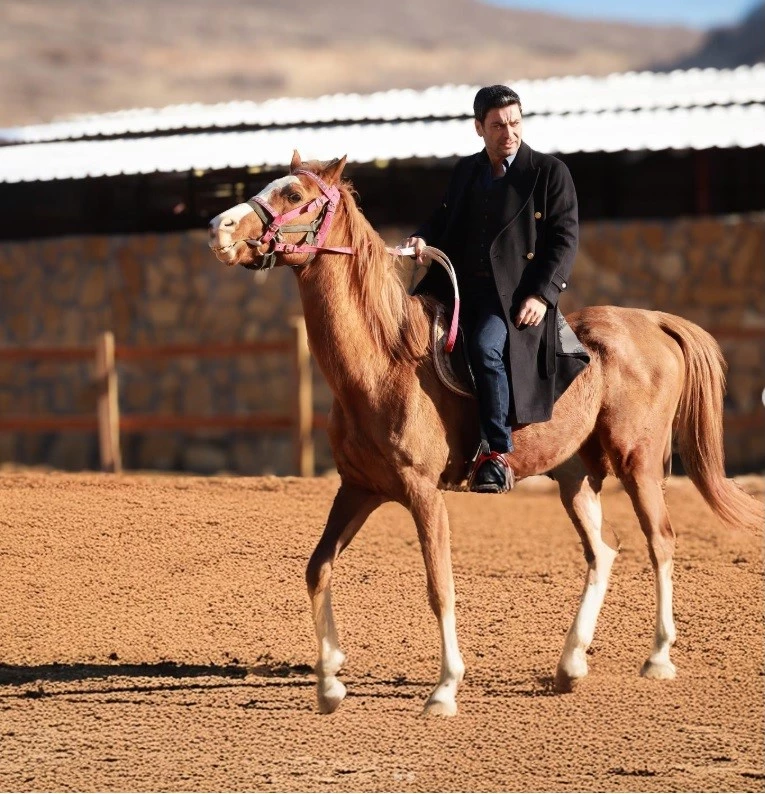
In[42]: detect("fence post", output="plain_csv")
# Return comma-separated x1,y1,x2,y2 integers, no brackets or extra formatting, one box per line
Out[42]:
95,331,122,473
290,316,314,477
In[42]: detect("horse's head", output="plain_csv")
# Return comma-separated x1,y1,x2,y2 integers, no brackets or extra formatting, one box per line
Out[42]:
208,150,347,270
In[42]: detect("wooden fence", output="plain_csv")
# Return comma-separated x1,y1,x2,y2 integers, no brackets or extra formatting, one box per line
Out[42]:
0,317,321,476
0,324,762,475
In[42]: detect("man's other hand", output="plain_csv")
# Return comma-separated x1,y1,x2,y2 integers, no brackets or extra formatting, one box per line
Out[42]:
515,295,548,328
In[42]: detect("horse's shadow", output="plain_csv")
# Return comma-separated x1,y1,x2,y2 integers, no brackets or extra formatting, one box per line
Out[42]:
0,663,561,703
0,660,314,699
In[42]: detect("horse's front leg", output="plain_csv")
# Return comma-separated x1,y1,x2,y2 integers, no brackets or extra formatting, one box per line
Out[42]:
306,483,383,714
408,483,465,716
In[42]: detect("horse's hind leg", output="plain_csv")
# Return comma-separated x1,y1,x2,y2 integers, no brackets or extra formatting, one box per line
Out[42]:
620,464,678,679
553,454,618,691
408,482,465,716
306,483,384,713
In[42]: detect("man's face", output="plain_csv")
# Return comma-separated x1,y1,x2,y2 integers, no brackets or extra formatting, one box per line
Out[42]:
475,104,523,161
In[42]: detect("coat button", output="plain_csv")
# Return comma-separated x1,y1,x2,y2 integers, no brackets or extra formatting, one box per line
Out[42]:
561,281,567,289
534,211,542,219
526,252,534,260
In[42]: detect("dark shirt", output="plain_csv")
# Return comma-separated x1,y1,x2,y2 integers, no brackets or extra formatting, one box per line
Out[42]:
479,153,517,187
460,153,517,309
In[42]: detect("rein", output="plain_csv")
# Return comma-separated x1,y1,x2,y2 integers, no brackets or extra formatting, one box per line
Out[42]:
244,169,460,352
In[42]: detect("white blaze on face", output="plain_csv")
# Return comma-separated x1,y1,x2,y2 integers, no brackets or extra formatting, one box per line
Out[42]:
210,175,301,237
256,174,300,203
209,200,254,237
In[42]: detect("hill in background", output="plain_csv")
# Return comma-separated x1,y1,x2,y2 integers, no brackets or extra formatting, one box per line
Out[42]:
1,0,760,127
666,1,765,69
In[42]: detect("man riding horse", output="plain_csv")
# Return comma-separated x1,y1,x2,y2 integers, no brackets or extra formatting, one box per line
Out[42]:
407,85,589,494
209,136,763,715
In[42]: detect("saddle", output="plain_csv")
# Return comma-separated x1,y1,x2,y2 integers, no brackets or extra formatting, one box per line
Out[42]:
431,303,589,400
431,304,476,399
420,246,586,403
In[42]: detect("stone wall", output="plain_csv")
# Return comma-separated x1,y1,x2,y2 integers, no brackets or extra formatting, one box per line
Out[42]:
0,232,330,474
571,215,764,472
0,214,763,474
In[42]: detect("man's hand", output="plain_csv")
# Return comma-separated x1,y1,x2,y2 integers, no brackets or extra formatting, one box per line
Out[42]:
405,236,428,265
515,295,548,328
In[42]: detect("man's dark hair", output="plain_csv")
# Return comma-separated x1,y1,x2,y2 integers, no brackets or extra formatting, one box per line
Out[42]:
473,85,522,123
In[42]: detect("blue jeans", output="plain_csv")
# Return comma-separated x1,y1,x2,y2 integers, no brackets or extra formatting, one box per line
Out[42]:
467,303,514,453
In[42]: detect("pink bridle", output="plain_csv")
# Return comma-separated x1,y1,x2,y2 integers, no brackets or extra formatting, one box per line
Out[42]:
245,169,353,265
245,168,460,353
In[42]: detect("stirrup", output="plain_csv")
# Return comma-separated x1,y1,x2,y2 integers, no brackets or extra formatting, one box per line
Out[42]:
467,448,512,492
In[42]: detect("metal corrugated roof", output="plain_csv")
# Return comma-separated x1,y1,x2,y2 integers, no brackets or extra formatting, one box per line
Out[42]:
1,64,764,145
1,103,763,184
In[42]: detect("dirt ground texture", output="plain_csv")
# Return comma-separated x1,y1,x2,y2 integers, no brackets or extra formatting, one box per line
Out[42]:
0,472,763,792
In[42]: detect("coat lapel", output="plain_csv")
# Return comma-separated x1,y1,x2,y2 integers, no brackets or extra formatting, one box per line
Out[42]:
499,141,539,229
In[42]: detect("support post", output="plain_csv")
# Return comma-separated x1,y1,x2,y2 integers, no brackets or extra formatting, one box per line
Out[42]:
95,331,122,473
290,316,314,477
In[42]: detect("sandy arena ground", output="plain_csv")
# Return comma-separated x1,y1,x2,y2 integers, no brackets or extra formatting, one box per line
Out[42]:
0,472,763,792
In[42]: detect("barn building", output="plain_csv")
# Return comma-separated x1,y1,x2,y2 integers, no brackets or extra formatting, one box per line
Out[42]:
0,66,763,474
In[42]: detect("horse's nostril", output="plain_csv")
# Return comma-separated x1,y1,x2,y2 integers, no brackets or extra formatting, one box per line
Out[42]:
221,217,235,228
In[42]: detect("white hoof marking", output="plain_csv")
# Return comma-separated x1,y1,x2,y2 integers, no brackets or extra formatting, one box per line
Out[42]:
555,664,588,693
640,660,677,680
423,682,459,716
423,696,458,717
317,677,347,713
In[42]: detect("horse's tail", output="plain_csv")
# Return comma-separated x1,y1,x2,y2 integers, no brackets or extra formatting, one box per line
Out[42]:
658,312,764,531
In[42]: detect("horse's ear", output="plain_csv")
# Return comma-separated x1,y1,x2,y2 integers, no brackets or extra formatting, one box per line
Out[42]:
290,150,302,172
323,155,347,184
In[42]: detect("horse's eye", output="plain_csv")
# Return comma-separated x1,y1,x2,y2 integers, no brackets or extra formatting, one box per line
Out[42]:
288,193,302,203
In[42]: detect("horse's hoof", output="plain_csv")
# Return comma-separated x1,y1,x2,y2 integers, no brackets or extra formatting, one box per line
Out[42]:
422,696,458,717
317,677,347,714
640,660,676,680
554,654,588,692
554,665,588,693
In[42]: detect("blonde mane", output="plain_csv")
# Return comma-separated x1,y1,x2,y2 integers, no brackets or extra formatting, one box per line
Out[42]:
333,179,430,365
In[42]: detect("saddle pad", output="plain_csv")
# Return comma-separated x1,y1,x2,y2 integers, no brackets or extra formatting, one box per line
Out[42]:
431,305,476,399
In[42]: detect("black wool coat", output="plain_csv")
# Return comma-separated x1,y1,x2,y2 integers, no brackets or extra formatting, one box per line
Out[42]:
413,141,589,425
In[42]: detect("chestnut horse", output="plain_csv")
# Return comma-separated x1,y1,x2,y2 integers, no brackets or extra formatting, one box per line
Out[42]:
208,152,763,716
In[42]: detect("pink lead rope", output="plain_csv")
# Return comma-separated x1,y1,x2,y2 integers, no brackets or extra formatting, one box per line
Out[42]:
391,245,460,354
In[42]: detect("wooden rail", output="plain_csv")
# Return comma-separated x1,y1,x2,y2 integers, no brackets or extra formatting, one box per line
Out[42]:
0,323,762,474
0,318,317,476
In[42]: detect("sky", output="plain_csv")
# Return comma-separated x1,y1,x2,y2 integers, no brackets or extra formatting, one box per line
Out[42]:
485,0,758,28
